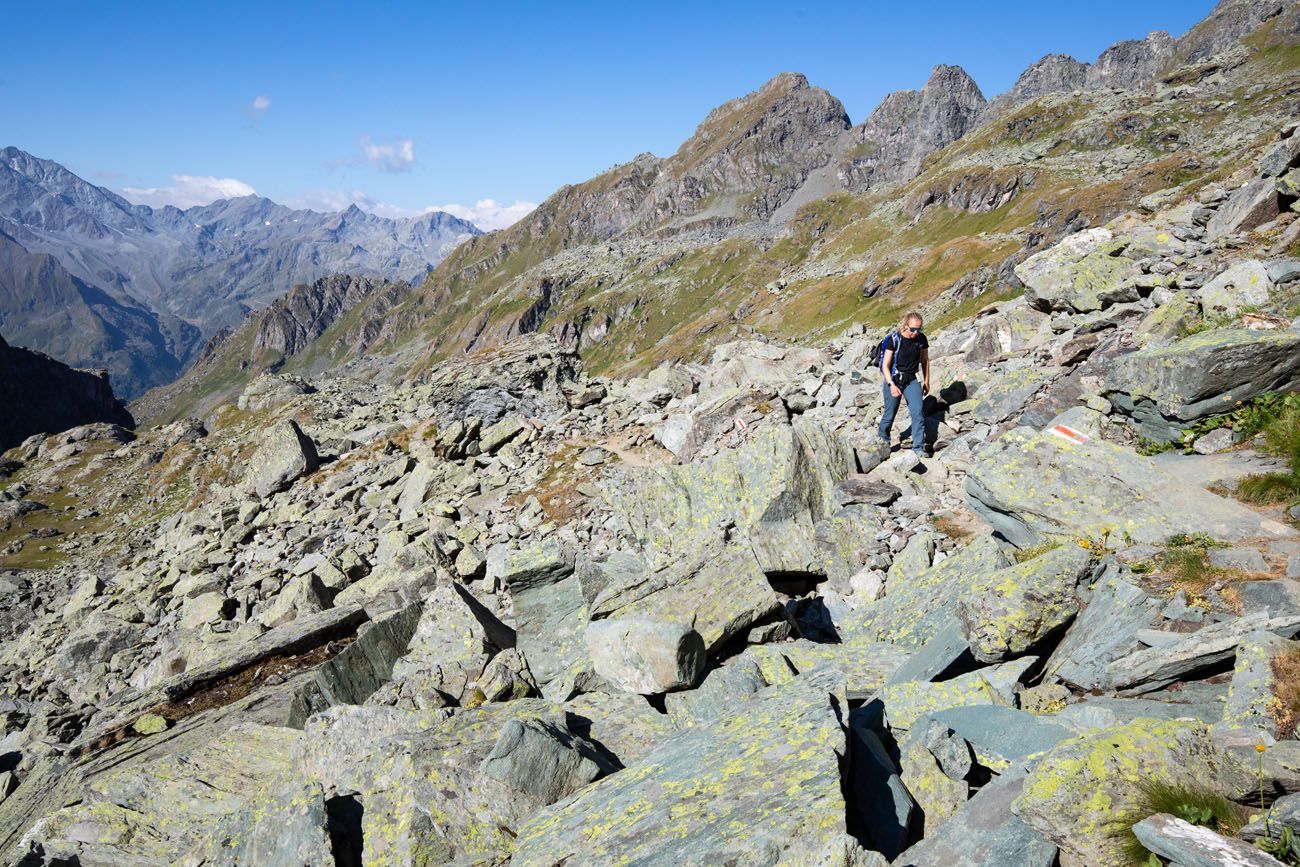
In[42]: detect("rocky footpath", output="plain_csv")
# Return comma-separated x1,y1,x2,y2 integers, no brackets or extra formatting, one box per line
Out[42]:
2,128,1300,864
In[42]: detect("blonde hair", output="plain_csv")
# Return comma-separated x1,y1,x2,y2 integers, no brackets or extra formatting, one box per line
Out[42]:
903,311,923,326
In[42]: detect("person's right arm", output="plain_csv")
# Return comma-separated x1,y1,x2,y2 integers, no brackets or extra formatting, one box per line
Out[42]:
881,349,901,397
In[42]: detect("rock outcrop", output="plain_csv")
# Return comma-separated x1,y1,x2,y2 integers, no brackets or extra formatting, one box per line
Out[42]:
0,334,133,452
250,273,407,363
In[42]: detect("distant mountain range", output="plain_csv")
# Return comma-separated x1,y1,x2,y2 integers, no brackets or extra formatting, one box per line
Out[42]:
0,146,480,397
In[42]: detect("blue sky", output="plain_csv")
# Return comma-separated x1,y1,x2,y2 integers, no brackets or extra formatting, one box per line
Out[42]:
3,0,1215,229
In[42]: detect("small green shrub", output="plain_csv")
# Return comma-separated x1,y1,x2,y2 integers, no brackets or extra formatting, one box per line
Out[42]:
1165,532,1225,550
1256,824,1300,865
1181,391,1300,449
1145,534,1229,598
1234,405,1300,507
1138,437,1177,456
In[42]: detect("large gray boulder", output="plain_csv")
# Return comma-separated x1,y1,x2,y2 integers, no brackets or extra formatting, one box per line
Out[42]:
17,724,304,866
743,636,911,701
298,699,592,865
605,418,855,576
1105,329,1300,441
1105,612,1300,694
969,366,1061,425
289,602,423,723
1014,228,1142,313
1241,791,1300,842
236,373,315,412
183,779,335,866
509,668,861,866
588,540,779,655
920,706,1072,770
896,721,969,835
1042,570,1164,690
242,419,319,499
841,535,1011,649
1013,718,1255,867
872,667,1017,733
563,690,677,766
1215,632,1298,743
956,544,1093,663
479,717,616,803
585,617,706,694
376,582,515,706
665,655,771,728
494,540,589,687
1198,260,1275,318
966,426,1287,547
1206,177,1285,239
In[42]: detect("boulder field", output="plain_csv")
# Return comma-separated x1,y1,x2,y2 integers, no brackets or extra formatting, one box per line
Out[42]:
2,128,1300,867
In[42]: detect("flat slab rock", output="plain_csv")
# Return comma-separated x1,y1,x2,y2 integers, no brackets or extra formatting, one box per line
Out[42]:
1133,813,1286,867
509,668,859,866
1014,718,1255,867
966,426,1291,548
895,767,1056,867
834,475,901,506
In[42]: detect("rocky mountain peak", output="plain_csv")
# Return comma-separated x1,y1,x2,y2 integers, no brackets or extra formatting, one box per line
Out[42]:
1177,0,1291,63
1008,53,1090,103
1087,30,1176,90
251,273,403,364
837,63,986,193
1,145,143,233
620,72,850,229
0,151,480,395
982,1,1297,120
686,71,846,155
925,63,983,98
759,69,811,95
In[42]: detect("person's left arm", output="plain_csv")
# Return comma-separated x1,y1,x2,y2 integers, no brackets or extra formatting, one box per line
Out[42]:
921,347,931,394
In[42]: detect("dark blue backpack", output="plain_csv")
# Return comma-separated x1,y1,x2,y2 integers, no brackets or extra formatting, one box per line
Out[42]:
867,331,902,378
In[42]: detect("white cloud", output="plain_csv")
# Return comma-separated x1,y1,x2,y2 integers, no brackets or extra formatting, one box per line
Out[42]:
430,199,537,231
284,190,536,231
359,135,415,173
120,175,257,208
245,94,272,123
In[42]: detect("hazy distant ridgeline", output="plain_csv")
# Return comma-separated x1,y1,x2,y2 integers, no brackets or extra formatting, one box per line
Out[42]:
0,146,480,397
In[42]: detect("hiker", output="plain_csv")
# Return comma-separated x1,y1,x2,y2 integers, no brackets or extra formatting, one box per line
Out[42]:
876,311,931,458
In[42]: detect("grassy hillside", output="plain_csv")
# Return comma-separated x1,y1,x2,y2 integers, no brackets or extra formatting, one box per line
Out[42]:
145,10,1300,419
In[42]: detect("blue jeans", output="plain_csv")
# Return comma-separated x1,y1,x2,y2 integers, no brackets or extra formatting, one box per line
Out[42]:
878,378,925,455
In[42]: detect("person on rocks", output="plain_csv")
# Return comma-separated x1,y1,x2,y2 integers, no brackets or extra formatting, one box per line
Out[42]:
877,311,931,459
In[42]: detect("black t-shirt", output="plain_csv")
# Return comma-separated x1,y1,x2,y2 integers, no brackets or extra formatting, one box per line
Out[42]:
889,331,928,383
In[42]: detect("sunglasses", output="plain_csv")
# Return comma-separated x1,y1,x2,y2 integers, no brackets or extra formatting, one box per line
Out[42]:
902,325,921,333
